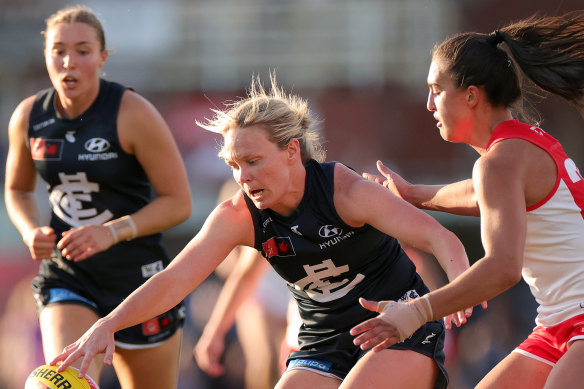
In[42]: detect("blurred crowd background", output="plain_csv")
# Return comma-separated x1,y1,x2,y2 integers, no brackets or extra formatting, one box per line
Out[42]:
1,0,583,388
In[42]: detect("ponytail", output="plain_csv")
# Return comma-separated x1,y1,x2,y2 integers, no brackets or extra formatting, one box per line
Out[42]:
433,11,584,121
501,11,584,106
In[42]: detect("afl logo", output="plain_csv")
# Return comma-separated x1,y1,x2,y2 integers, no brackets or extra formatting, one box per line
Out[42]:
319,225,342,238
84,138,110,152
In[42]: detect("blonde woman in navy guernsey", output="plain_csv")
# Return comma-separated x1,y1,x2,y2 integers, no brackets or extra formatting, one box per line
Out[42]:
358,11,584,389
51,73,474,389
5,5,191,388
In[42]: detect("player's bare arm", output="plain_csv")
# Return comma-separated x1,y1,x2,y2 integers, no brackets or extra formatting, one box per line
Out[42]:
365,160,479,216
426,144,527,320
52,192,254,377
5,97,57,259
115,89,192,234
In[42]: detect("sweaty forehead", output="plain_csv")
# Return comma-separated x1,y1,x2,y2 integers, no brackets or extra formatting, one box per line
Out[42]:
221,129,238,158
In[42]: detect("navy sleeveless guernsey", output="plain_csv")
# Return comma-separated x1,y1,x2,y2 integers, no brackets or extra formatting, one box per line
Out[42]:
245,160,448,387
245,159,418,329
28,79,170,310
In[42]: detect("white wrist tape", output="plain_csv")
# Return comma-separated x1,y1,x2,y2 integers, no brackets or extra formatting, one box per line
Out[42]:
107,224,119,244
104,215,138,242
379,295,433,342
125,215,138,239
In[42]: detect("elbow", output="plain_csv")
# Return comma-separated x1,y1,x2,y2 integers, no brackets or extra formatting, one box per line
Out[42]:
167,193,192,226
181,206,192,224
497,261,522,291
500,272,521,291
156,192,192,229
177,196,193,224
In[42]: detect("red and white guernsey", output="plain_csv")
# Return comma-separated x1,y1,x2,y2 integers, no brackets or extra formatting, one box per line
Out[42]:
487,119,584,327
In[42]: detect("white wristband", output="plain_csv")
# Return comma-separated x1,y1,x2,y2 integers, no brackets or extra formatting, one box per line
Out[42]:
126,215,138,239
420,295,434,320
107,224,119,244
104,215,138,242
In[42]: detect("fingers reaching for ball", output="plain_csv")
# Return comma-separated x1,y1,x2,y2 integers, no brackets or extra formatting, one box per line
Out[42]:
50,318,116,379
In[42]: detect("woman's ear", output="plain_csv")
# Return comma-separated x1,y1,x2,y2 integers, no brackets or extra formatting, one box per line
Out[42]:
466,85,480,108
99,49,109,68
287,138,301,161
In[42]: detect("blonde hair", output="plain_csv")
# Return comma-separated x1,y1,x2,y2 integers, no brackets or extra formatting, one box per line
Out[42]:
43,5,106,52
198,73,325,164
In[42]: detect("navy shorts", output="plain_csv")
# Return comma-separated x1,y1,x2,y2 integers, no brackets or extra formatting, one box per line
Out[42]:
285,286,449,389
33,282,184,349
285,319,448,389
32,250,185,349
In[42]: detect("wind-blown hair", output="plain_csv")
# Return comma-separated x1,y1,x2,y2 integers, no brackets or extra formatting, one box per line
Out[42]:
198,73,325,164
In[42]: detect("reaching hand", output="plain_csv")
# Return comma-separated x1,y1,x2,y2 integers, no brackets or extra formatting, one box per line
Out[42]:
444,300,488,330
57,224,117,262
362,160,412,202
350,296,433,352
50,319,115,378
193,331,226,377
444,310,468,330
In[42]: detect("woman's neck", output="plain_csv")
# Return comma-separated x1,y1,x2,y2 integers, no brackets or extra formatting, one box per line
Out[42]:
56,81,100,119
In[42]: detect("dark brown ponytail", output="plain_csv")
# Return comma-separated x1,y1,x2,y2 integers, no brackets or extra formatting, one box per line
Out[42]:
433,11,584,120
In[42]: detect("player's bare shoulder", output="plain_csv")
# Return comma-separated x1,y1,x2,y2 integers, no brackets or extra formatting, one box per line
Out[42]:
217,189,245,210
474,139,530,184
333,163,373,226
8,95,36,137
192,189,254,251
117,89,169,148
213,188,255,243
333,162,363,194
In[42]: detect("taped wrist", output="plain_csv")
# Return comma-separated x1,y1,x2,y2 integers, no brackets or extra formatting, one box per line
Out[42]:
412,295,434,324
104,215,138,243
379,295,434,342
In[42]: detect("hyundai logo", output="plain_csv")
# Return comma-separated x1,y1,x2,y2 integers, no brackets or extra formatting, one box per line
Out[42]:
319,225,342,238
84,138,110,153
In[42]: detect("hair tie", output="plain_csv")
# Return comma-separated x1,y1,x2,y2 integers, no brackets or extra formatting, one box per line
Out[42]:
486,30,504,47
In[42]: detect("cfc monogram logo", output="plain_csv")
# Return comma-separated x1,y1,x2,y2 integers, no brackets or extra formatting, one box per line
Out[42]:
49,172,113,227
294,259,365,302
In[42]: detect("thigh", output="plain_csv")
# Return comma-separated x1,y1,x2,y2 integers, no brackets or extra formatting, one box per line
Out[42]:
276,368,341,389
113,328,182,389
340,349,438,389
39,304,104,382
237,299,286,389
476,351,551,389
544,339,584,389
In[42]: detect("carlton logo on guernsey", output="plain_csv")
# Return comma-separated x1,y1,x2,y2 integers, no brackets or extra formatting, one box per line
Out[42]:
49,172,114,227
293,259,366,302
